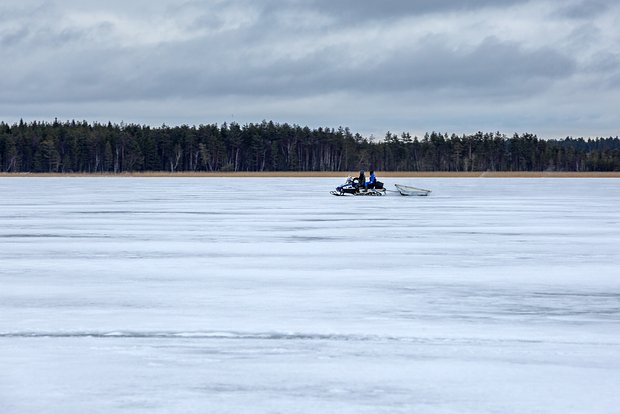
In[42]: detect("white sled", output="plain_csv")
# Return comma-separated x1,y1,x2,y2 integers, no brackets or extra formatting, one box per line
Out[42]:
394,184,431,196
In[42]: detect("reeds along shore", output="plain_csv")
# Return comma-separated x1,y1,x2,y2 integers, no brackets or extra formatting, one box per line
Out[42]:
1,171,620,178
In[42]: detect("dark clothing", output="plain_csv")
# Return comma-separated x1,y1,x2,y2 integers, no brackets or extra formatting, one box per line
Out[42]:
357,172,366,189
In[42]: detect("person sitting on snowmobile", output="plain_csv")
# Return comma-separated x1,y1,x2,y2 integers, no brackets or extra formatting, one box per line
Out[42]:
354,170,366,191
366,170,377,189
365,170,384,190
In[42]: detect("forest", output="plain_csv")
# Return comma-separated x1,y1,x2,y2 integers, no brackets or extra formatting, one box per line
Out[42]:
1,119,619,173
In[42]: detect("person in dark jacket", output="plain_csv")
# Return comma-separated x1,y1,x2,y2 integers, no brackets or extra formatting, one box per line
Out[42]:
355,170,366,191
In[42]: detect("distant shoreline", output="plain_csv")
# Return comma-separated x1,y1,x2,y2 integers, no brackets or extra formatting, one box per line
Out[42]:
1,171,619,178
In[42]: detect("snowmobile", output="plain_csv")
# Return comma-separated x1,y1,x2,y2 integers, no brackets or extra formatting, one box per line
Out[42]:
330,176,386,196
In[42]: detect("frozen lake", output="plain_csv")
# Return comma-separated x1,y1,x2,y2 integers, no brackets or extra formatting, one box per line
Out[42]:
1,177,619,413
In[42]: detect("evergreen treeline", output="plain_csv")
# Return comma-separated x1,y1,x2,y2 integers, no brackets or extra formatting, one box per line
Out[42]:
1,119,619,173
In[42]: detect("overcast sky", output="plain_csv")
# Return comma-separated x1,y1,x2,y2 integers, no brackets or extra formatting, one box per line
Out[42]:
1,0,618,138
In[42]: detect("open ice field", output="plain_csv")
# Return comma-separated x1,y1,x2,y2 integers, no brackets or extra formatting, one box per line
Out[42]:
1,177,619,413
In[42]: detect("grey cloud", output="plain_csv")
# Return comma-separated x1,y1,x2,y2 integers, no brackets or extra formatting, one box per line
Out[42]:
588,52,620,74
343,37,576,95
256,0,529,22
0,26,30,46
567,23,603,49
556,0,611,19
5,33,576,104
295,0,531,21
0,24,109,50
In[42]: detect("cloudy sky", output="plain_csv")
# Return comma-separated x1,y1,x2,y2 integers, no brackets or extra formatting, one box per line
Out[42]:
1,0,618,138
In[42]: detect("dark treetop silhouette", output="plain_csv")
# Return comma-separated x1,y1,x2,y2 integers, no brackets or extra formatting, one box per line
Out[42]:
1,120,618,173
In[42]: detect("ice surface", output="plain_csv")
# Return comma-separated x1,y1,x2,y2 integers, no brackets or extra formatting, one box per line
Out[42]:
1,177,619,413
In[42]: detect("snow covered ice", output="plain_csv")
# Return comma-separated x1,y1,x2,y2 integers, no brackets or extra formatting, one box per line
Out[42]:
1,177,619,413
